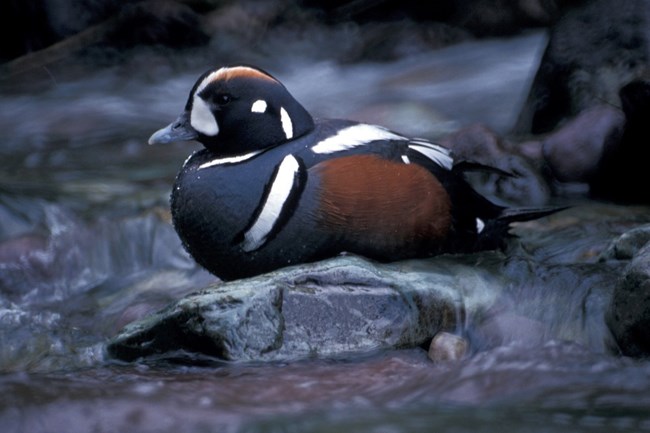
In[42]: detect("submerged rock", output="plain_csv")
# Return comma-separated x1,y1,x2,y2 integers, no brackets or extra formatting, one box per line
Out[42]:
600,224,650,261
607,242,650,357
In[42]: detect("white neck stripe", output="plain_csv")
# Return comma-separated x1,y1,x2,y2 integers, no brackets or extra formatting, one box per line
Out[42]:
198,150,262,169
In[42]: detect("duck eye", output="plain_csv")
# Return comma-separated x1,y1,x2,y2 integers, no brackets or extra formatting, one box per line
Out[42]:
215,94,232,106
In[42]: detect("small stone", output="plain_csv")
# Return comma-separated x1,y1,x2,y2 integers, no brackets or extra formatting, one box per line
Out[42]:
428,332,468,363
600,225,650,261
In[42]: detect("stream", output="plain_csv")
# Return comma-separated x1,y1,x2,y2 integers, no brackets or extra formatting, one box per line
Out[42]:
2,31,650,432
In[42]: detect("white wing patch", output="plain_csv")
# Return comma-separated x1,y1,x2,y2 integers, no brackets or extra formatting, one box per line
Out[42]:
241,154,300,252
408,140,453,170
198,150,261,169
280,107,293,140
311,124,407,154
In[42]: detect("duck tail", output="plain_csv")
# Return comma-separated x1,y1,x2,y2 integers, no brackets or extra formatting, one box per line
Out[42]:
476,205,568,251
496,206,569,224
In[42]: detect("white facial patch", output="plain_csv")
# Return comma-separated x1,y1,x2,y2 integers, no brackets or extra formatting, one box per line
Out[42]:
408,140,453,170
251,99,267,113
311,124,407,154
280,107,293,140
190,96,219,136
241,154,300,252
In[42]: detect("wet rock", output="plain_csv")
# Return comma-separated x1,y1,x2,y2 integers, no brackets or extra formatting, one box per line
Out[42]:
607,243,650,357
107,255,480,363
428,332,468,362
600,224,650,261
514,0,649,134
589,79,650,203
440,123,551,205
542,104,625,184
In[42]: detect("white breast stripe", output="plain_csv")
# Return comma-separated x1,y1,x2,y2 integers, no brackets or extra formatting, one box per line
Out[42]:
251,99,267,113
280,107,293,139
401,155,410,164
198,150,262,169
242,154,300,252
408,141,453,170
311,124,407,154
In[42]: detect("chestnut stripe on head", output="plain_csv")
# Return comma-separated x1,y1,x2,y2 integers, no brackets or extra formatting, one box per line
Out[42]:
314,154,452,256
238,154,306,252
196,67,277,93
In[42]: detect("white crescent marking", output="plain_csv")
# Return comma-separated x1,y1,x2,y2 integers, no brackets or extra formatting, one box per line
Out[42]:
242,154,300,252
280,107,293,140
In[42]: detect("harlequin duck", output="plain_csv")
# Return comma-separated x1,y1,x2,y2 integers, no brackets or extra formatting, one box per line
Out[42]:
149,65,558,281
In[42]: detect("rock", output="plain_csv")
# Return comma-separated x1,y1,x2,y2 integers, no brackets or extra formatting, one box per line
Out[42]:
538,77,650,203
440,123,551,205
106,255,470,362
106,213,633,364
589,79,650,203
542,104,625,184
428,332,468,362
606,243,650,357
514,0,649,134
600,224,650,261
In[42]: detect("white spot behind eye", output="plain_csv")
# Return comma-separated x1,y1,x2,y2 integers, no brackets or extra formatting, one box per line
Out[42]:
280,107,293,139
251,99,267,113
191,96,219,136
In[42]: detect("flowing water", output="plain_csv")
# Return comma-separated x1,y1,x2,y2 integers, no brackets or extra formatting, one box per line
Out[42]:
2,31,650,432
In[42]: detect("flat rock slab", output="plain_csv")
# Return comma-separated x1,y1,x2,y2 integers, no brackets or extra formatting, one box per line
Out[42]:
106,255,490,362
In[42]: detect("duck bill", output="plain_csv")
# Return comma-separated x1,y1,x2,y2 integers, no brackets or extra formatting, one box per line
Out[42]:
148,112,198,144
